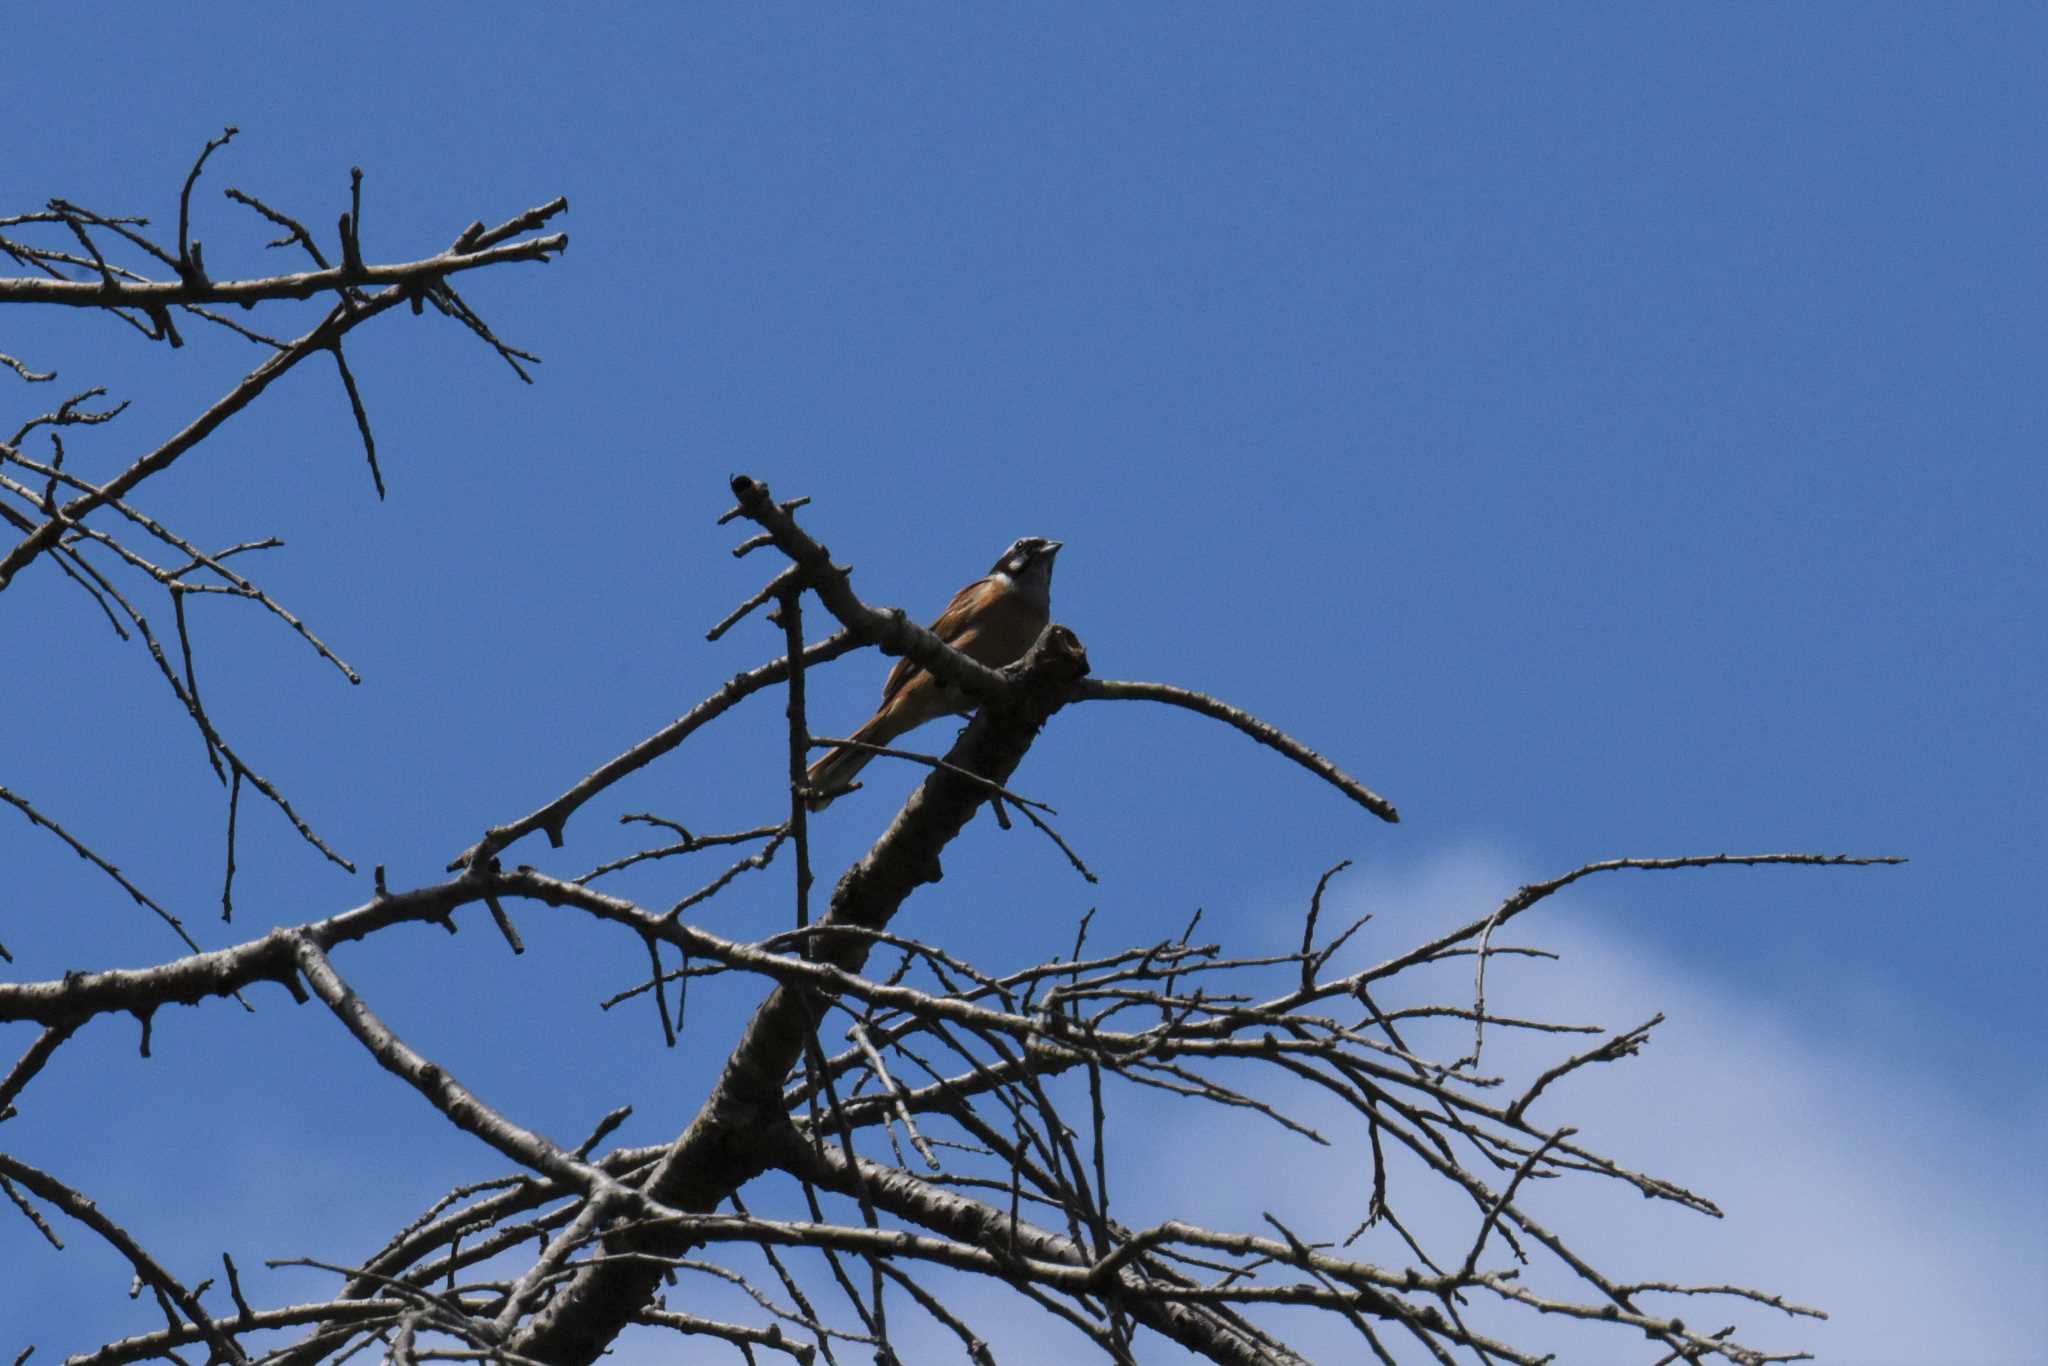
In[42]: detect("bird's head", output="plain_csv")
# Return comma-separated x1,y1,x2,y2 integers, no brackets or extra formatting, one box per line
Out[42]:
992,536,1062,580
991,536,1062,608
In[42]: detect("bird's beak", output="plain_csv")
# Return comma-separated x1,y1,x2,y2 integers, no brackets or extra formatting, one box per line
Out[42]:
1046,541,1064,555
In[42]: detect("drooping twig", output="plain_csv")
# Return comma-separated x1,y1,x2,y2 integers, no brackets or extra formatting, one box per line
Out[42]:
0,784,201,953
1071,679,1399,823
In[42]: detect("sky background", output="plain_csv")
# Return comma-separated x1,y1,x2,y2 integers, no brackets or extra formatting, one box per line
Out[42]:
3,6,2042,1363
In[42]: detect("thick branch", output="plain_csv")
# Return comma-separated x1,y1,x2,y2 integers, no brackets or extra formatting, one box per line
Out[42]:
507,625,1091,1363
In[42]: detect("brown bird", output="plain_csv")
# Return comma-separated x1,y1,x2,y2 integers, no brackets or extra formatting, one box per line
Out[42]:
805,537,1062,810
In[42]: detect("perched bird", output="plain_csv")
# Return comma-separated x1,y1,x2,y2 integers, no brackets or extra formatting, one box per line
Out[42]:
806,537,1063,810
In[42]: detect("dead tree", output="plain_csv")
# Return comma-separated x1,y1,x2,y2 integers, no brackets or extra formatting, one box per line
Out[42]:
2,137,1898,1365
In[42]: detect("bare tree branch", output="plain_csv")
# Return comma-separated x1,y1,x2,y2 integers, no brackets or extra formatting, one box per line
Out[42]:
7,152,1899,1363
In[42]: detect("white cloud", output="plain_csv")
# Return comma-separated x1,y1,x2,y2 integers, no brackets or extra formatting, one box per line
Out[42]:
712,844,2046,1364
1110,844,2048,1365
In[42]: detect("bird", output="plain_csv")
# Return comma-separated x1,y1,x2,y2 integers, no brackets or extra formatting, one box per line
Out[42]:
805,536,1063,810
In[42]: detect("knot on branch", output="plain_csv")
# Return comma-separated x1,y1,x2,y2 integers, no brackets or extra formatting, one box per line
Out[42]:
1000,624,1091,715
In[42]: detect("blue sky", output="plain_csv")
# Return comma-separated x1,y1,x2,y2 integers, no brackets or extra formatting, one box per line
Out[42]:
4,7,2042,1362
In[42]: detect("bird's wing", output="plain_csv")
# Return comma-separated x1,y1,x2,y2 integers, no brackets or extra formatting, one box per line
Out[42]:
878,575,997,707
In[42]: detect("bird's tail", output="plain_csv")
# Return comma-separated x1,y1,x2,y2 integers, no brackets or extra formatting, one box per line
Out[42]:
805,715,885,811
